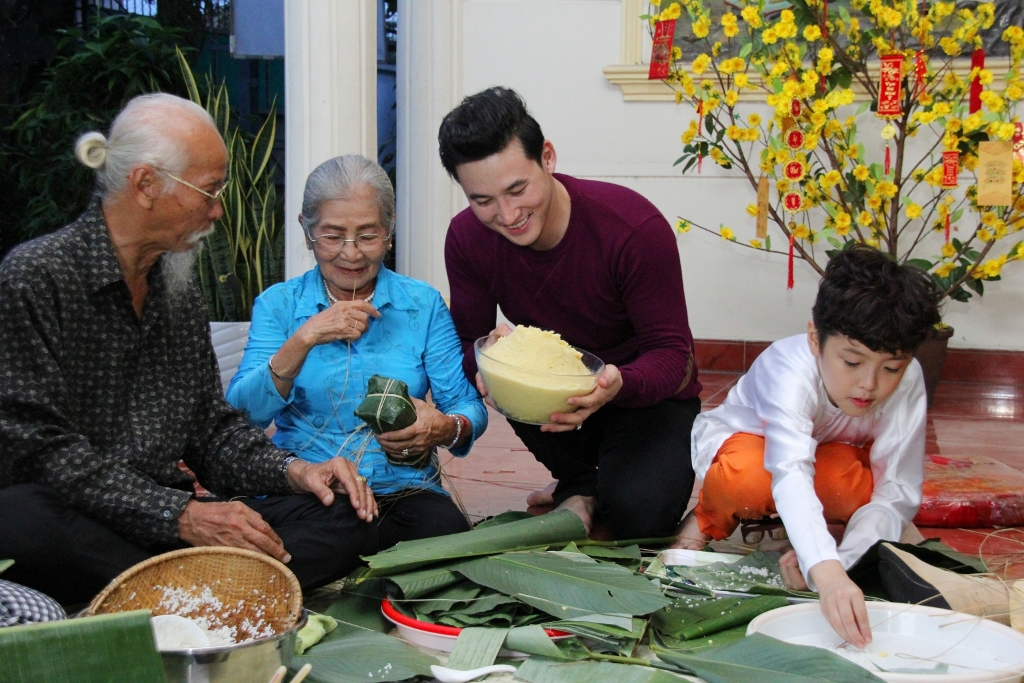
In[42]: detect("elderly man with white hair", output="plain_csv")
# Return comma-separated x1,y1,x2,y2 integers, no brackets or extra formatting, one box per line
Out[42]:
0,93,379,606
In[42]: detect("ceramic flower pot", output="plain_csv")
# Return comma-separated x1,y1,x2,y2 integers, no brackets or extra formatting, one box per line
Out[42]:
914,325,954,408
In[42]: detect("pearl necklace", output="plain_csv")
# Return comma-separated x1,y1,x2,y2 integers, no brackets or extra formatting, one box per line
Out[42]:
324,277,374,305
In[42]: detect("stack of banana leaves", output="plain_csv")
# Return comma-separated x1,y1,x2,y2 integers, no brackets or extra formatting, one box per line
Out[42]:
293,510,887,683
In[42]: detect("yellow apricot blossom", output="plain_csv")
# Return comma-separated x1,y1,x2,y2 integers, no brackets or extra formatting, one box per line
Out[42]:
741,5,762,28
720,226,735,240
660,3,682,21
905,203,923,219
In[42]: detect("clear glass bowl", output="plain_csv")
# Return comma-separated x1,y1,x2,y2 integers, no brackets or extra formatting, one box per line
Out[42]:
474,335,605,425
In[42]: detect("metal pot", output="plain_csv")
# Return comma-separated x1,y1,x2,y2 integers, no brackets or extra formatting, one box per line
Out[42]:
159,610,307,683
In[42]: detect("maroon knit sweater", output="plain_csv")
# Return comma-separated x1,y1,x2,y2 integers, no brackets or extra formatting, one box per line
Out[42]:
444,173,700,407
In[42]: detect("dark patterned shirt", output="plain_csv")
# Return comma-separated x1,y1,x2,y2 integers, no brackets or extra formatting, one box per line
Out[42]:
0,201,292,547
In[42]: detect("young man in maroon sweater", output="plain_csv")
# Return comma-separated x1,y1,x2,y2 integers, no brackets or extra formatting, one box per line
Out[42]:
439,87,701,539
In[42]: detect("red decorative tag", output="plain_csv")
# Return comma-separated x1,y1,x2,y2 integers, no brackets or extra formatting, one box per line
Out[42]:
884,144,891,176
784,191,803,212
787,232,795,290
785,128,805,150
913,51,927,98
1013,122,1024,166
969,47,985,114
941,150,959,188
877,53,904,119
648,20,677,80
790,98,802,118
821,0,828,39
783,160,805,181
944,212,951,244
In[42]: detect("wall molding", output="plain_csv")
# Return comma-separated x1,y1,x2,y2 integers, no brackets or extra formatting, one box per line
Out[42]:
695,338,1024,385
284,0,378,280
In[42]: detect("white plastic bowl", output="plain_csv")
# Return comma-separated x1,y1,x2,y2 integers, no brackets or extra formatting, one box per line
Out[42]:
747,602,1024,683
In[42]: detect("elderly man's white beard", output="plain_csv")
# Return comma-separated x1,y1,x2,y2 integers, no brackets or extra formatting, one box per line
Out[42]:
162,226,214,300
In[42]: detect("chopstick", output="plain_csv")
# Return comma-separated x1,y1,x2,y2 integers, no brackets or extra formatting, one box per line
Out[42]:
268,666,288,683
288,663,313,683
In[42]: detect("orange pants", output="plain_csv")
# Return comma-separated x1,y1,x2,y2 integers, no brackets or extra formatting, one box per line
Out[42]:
694,433,874,540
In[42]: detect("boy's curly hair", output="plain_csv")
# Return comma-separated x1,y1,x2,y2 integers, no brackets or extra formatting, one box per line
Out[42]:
812,245,943,354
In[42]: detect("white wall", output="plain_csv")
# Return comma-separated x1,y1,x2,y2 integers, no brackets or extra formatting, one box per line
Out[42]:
399,0,1024,350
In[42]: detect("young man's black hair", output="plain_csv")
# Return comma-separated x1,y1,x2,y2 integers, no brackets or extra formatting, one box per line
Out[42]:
437,86,545,179
812,244,943,354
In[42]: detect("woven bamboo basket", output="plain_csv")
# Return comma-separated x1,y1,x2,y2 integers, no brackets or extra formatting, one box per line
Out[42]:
85,546,303,643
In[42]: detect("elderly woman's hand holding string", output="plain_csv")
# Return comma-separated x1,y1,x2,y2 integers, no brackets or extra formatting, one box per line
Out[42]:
376,397,471,463
266,300,381,396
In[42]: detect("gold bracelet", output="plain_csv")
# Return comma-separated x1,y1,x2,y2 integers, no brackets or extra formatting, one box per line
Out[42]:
268,356,298,381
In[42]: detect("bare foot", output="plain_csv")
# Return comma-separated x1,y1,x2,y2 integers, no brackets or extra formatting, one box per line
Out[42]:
670,511,711,549
527,481,558,507
556,495,597,535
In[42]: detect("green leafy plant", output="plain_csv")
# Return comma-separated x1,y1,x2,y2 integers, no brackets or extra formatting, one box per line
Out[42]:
176,48,284,321
1,14,191,256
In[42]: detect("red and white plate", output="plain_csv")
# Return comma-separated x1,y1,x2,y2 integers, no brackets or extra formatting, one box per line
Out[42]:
380,598,571,658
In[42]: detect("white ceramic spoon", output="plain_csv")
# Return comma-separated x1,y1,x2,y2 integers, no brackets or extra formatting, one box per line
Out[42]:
430,664,517,683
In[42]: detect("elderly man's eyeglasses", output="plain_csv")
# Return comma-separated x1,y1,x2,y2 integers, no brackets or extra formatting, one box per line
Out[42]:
307,231,389,254
160,170,229,202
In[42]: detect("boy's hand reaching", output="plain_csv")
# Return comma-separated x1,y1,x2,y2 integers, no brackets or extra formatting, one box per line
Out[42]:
794,555,871,649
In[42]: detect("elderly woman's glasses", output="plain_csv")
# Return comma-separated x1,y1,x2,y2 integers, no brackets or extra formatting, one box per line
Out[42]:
307,231,388,255
159,169,230,202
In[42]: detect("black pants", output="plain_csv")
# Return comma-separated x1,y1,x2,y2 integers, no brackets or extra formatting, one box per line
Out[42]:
0,484,467,606
509,398,700,540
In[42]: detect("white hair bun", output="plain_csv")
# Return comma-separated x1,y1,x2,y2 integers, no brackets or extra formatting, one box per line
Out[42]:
75,131,108,169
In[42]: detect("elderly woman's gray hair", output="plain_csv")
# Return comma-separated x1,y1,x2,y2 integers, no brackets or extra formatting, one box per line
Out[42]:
74,93,216,198
300,155,396,236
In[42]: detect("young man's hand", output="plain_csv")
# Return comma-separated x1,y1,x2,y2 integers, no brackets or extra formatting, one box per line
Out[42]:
542,364,622,432
805,557,872,648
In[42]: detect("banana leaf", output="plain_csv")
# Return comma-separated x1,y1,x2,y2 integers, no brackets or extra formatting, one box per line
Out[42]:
446,627,509,670
319,581,392,634
654,633,885,683
667,552,816,598
515,656,689,683
541,617,645,656
355,375,418,437
476,511,535,529
651,595,788,640
0,609,165,683
363,509,587,576
291,629,437,683
410,581,482,614
453,551,671,619
505,625,590,661
578,544,643,570
0,559,12,574
385,563,463,598
649,624,748,653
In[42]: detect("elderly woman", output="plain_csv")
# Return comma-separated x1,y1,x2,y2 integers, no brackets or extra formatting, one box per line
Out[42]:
227,155,486,546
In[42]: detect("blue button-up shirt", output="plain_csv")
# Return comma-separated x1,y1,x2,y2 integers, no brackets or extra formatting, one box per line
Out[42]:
226,266,487,496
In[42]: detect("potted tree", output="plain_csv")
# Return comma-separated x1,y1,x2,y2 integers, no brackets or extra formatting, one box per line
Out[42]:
650,0,1023,404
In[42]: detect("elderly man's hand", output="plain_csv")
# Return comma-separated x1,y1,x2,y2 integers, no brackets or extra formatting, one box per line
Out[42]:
542,364,623,433
286,457,378,521
178,500,291,563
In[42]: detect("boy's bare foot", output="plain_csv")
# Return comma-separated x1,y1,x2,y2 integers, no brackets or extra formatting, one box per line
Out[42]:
670,511,711,549
527,481,557,507
556,494,597,535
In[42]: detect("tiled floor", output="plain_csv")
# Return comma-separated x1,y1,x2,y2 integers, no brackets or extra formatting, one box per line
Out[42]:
441,371,1024,577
